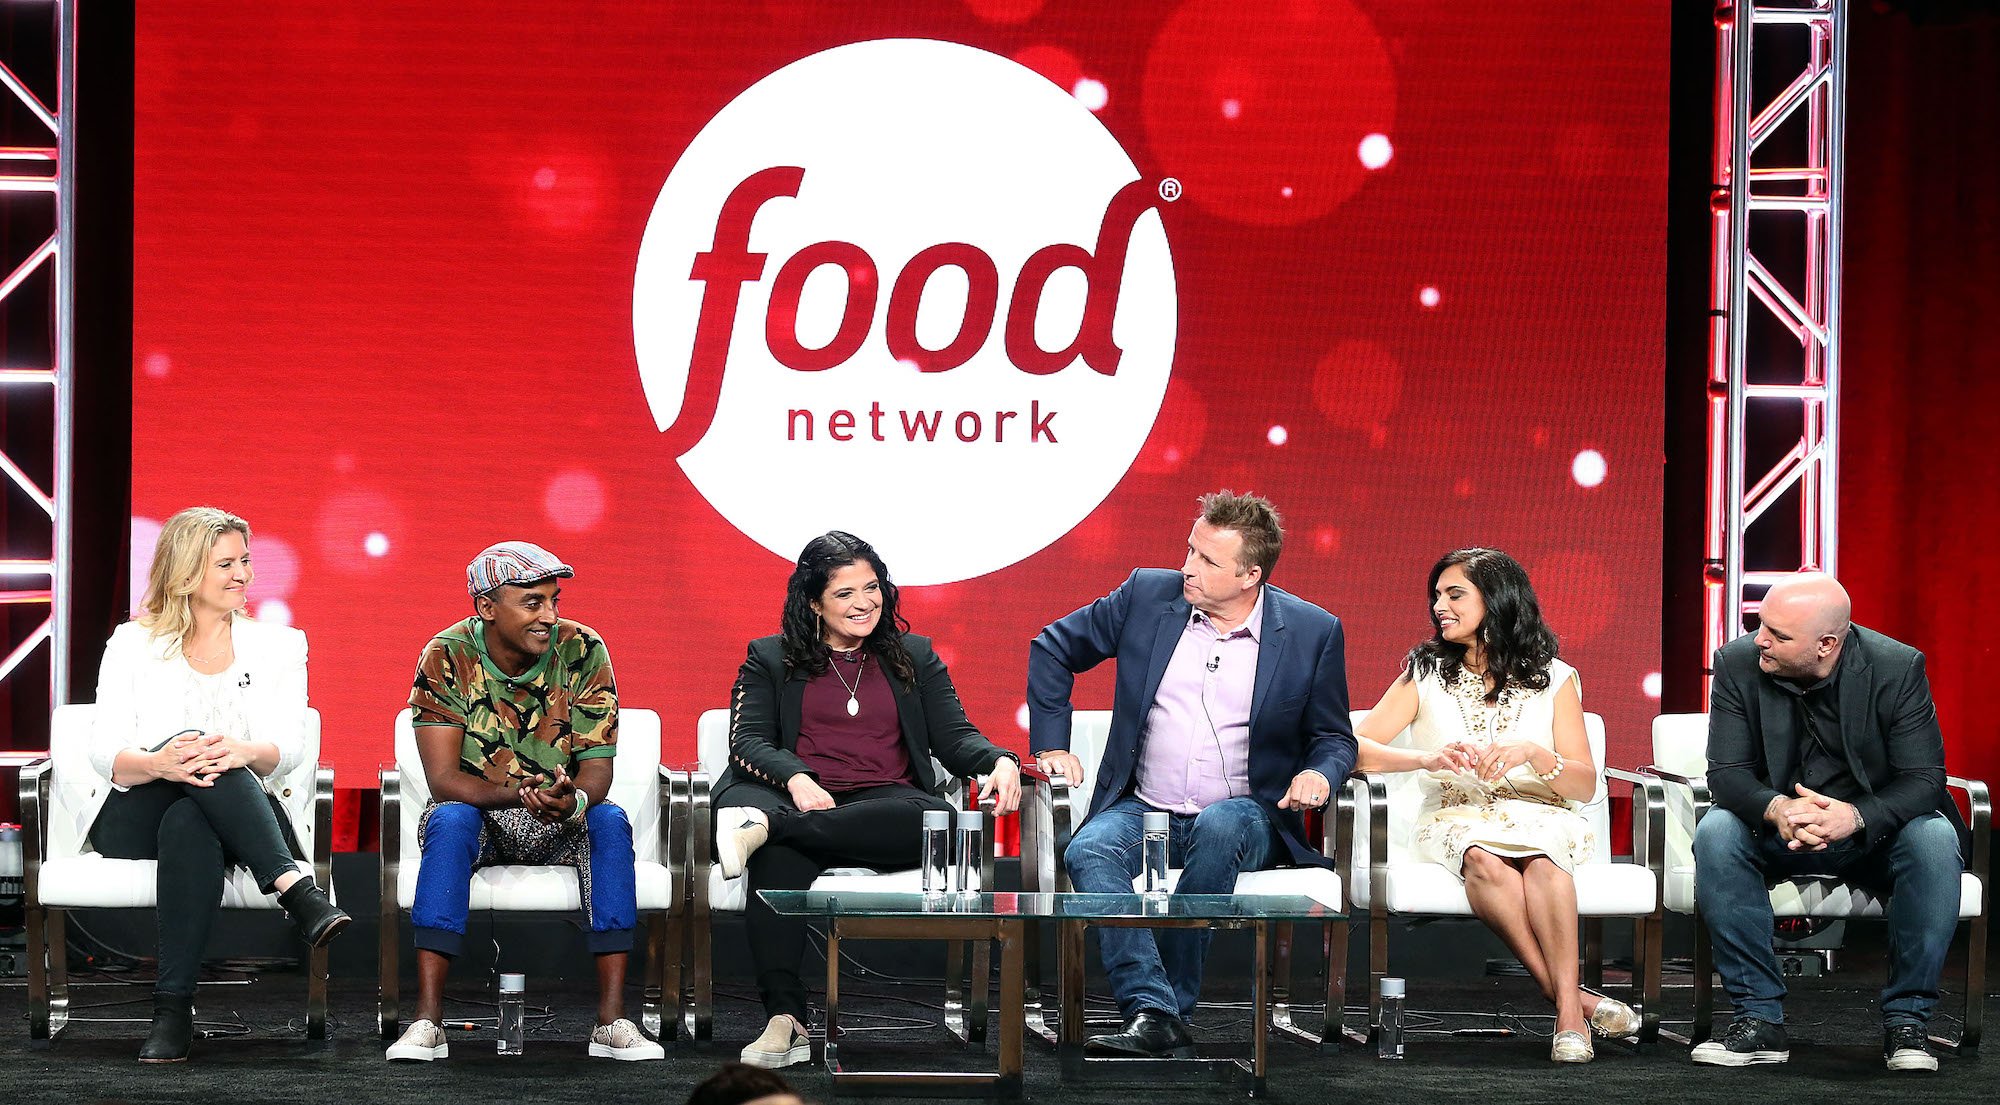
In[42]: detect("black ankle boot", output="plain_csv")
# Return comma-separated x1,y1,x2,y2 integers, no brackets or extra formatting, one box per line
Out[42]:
139,992,193,1063
277,876,351,947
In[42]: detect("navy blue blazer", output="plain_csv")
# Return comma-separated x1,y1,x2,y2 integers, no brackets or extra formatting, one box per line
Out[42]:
1027,568,1356,867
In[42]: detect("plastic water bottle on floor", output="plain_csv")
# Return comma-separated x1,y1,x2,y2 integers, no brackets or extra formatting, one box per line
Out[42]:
1141,811,1170,900
921,809,951,901
1377,977,1405,1060
497,973,526,1055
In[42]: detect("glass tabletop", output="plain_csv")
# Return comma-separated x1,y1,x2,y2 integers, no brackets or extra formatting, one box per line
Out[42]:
758,890,1340,921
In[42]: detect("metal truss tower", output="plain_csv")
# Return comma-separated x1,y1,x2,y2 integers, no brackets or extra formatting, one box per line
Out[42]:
1705,0,1847,683
0,0,74,704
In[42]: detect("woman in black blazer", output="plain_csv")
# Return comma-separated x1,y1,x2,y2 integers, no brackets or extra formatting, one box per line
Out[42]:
711,531,1022,1069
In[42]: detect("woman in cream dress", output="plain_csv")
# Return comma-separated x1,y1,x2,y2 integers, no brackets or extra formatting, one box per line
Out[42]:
1356,548,1637,1063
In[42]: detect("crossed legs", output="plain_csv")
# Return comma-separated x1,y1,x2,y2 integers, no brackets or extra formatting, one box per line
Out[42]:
1460,847,1602,1035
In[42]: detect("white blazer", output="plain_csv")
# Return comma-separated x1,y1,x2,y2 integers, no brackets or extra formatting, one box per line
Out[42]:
84,616,310,832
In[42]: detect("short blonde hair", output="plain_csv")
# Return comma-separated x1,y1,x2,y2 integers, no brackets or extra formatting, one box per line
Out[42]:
140,506,252,645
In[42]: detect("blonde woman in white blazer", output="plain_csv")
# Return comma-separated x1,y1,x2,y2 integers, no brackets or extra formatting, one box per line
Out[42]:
87,507,349,1062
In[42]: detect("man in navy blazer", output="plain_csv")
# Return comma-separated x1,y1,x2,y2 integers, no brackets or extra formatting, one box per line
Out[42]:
1029,491,1355,1057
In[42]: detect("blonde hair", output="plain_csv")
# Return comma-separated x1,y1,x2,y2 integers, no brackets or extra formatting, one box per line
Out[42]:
140,506,253,646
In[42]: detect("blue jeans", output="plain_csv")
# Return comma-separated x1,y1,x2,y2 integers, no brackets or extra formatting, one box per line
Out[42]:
1064,795,1282,1021
412,800,638,956
1694,809,1960,1027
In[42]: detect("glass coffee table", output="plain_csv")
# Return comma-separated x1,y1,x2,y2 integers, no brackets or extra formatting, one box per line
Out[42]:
759,890,1342,1098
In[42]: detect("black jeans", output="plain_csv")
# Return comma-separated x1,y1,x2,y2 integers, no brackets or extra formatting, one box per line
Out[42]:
737,783,954,1021
88,767,303,996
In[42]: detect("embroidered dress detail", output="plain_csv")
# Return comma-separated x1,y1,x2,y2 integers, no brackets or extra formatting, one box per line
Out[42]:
1407,658,1595,877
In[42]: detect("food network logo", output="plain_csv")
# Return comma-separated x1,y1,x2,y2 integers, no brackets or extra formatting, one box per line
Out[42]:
633,39,1178,585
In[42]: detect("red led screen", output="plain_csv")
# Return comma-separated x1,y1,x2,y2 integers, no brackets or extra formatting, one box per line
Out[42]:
132,2,1669,785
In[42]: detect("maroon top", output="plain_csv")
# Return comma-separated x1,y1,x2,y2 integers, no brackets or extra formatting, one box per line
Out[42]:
795,649,913,792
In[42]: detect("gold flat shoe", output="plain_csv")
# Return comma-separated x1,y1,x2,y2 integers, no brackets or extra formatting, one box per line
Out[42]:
1552,1029,1594,1063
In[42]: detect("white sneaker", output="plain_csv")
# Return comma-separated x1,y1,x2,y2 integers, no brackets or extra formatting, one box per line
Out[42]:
716,807,770,880
740,1014,811,1069
385,1018,448,1062
588,1017,665,1061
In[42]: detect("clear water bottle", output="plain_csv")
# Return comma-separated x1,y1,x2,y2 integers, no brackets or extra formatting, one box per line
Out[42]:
954,808,983,896
497,972,526,1055
920,809,951,901
1141,811,1170,900
1377,976,1405,1060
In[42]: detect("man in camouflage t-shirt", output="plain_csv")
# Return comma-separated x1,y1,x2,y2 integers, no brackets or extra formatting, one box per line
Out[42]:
385,541,662,1063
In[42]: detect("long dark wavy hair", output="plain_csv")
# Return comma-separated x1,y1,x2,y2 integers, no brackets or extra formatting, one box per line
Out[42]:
779,531,917,686
1404,548,1559,703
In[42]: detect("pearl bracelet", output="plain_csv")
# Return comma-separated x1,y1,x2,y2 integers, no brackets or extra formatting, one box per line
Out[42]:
1537,752,1566,782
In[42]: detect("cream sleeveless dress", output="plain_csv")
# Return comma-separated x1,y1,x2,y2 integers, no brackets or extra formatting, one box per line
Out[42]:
1409,658,1595,876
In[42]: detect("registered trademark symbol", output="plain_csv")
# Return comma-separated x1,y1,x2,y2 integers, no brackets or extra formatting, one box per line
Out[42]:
1159,178,1182,202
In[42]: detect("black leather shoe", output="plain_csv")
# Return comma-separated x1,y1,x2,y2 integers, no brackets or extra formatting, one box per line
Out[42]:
1085,1011,1195,1058
139,993,193,1063
277,876,351,948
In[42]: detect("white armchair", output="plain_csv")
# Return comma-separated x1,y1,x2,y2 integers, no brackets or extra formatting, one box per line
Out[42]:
1647,712,1988,1048
682,707,996,1043
377,707,688,1042
1346,709,1664,1042
19,702,336,1042
1018,710,1350,1049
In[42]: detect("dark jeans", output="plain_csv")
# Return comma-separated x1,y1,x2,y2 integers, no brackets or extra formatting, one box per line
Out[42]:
1064,795,1283,1021
731,783,955,1021
88,768,303,997
1694,808,1961,1027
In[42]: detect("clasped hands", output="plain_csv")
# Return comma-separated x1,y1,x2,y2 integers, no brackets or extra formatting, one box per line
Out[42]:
520,765,580,824
1422,740,1543,784
151,731,253,786
1767,784,1860,851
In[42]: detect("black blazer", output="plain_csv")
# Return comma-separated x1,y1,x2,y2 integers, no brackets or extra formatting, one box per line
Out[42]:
712,634,1014,807
1706,625,1958,848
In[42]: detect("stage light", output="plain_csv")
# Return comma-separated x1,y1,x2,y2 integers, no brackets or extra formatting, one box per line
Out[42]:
364,532,390,557
1642,672,1662,698
1358,133,1393,169
1072,78,1108,112
1015,703,1031,732
1418,285,1441,308
258,599,293,626
143,352,171,378
1267,424,1288,445
1571,449,1606,488
1221,98,1242,120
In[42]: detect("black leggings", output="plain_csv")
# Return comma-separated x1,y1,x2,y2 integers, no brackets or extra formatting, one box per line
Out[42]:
739,783,954,1021
88,767,303,996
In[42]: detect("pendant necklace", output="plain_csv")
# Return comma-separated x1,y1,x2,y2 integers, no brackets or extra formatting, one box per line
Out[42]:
829,649,866,716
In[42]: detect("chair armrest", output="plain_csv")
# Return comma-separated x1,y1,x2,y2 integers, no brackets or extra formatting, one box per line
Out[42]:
1352,771,1391,915
18,757,49,891
660,766,689,900
313,764,335,889
1019,768,1078,893
1946,776,1990,880
379,767,401,910
1604,766,1667,884
686,769,712,919
1639,765,1706,789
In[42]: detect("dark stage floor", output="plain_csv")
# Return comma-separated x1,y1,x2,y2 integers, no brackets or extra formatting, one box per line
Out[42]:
3,938,1997,1105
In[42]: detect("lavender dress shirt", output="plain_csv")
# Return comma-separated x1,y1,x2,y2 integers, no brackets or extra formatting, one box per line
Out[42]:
1133,588,1265,814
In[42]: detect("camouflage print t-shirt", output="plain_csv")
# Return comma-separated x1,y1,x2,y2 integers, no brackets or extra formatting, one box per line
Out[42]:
407,616,618,788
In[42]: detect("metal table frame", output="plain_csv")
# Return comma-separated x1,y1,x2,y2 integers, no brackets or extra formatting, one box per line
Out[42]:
1055,908,1302,1096
821,908,1025,1098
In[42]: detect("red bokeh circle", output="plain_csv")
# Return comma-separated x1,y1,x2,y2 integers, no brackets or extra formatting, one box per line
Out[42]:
1141,0,1395,226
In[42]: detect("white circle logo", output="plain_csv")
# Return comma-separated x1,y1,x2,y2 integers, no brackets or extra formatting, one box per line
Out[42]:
633,39,1178,584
